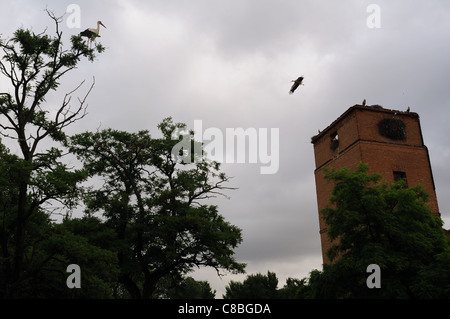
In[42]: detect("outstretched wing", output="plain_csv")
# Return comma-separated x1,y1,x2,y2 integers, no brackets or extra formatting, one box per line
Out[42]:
289,77,304,94
289,82,300,94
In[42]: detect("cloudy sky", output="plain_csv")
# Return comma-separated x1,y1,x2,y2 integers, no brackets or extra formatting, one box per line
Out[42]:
1,0,450,297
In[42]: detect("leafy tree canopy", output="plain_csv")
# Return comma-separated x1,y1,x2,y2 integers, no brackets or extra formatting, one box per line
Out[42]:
308,163,450,298
223,271,310,299
224,271,279,299
67,118,245,298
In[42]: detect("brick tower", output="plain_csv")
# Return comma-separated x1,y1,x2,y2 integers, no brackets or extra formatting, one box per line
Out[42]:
311,104,440,264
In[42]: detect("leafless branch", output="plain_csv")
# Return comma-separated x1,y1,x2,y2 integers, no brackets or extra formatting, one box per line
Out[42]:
29,77,94,155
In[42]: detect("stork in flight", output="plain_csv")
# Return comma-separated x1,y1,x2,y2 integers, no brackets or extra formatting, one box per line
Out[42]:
80,21,106,48
289,76,304,95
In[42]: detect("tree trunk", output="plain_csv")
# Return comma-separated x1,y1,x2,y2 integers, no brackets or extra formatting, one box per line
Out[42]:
11,170,30,296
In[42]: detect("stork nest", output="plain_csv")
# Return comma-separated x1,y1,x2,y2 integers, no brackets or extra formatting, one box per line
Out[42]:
378,117,407,141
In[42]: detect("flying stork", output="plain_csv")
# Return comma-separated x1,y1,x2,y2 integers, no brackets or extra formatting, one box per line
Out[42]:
80,21,106,48
289,76,304,95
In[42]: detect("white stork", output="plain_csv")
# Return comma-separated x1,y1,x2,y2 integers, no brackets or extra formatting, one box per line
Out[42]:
289,76,304,95
80,21,106,48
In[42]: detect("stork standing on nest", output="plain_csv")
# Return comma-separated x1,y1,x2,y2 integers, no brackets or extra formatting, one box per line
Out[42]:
80,21,106,48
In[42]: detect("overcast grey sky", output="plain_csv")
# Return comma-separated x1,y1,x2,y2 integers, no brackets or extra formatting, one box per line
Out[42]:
1,0,450,297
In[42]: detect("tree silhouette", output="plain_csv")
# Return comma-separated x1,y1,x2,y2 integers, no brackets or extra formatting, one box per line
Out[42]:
67,118,245,298
0,10,104,297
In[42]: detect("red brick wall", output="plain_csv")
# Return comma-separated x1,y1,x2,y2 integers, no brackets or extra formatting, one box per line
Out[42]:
360,142,439,213
356,108,424,147
314,142,364,263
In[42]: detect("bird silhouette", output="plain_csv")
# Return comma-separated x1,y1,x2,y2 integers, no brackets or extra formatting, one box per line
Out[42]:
289,76,304,95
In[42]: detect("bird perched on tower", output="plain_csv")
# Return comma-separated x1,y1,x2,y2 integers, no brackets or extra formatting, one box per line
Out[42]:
80,21,106,48
289,76,304,95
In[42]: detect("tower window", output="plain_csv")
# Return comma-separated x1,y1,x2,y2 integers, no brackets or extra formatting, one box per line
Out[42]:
393,171,407,186
330,131,339,151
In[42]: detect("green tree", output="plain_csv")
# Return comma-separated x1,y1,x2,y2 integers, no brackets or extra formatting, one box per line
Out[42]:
0,10,104,297
223,271,279,299
309,163,450,298
67,118,245,299
0,139,116,298
177,277,216,299
278,277,310,299
154,275,216,299
14,219,118,299
52,216,119,298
